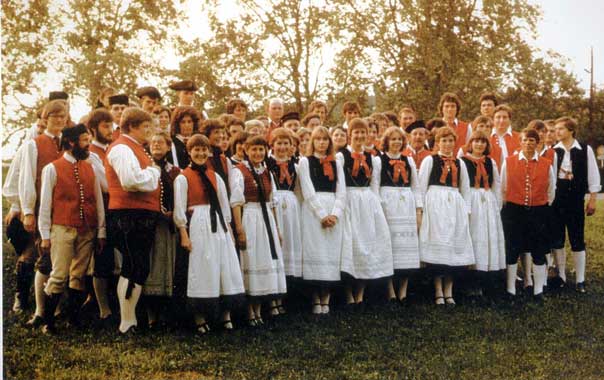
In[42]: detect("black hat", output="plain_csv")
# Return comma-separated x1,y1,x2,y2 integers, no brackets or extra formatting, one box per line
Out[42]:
49,91,69,101
405,120,426,133
62,123,89,143
281,112,300,123
169,80,198,92
136,86,161,99
108,94,129,106
6,218,29,256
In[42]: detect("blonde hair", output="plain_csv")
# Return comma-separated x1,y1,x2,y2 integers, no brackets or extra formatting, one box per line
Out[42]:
308,126,334,156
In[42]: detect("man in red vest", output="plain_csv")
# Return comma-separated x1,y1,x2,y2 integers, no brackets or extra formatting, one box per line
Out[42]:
105,107,161,335
490,104,521,169
38,124,105,333
403,120,431,169
500,128,555,301
19,99,67,327
437,92,471,151
108,94,129,141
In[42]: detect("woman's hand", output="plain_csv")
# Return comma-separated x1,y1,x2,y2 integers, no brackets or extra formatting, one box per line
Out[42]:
237,230,247,251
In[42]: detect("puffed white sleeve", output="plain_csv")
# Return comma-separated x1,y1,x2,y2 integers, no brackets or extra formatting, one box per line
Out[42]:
93,174,106,239
458,159,472,214
418,155,433,206
106,145,160,192
490,158,502,210
370,155,381,197
88,152,108,193
547,165,556,205
216,175,232,224
297,157,328,221
587,145,602,193
173,174,188,229
332,159,347,219
19,140,38,215
37,163,56,240
3,145,24,213
229,167,245,207
408,157,423,208
551,151,558,181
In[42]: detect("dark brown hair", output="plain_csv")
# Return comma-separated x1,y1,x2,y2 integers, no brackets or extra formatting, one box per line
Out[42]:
171,106,201,136
438,92,462,117
120,107,152,133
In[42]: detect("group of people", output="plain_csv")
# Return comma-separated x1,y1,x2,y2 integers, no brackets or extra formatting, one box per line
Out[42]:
3,83,601,337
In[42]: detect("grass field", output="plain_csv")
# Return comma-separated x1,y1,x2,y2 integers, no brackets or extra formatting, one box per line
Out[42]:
3,200,604,380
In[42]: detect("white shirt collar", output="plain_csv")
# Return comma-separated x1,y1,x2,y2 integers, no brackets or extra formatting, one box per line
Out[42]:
44,130,61,139
63,152,76,163
519,151,539,161
553,139,581,151
92,140,108,150
492,126,513,137
122,133,143,146
113,122,119,131
386,152,402,159
313,152,327,159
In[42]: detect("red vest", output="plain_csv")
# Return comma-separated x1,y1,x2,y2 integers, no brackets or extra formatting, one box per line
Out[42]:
403,147,431,169
505,155,551,207
106,135,160,211
491,131,521,159
237,164,272,202
89,143,107,162
451,120,469,151
182,167,218,207
51,157,98,230
541,147,555,163
34,134,62,197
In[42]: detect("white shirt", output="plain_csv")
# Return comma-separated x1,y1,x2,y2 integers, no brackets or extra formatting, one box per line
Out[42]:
371,152,423,208
500,151,556,205
19,130,62,215
112,122,119,131
89,140,109,193
37,152,106,240
553,139,601,193
25,123,42,141
106,134,160,192
491,127,514,159
3,143,26,213
417,154,472,214
173,173,231,229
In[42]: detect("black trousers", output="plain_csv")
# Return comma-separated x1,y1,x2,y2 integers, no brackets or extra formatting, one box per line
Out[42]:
108,209,158,286
501,203,549,265
551,180,586,252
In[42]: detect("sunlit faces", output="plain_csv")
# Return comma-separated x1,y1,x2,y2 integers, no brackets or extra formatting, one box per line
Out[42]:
247,126,261,136
272,137,292,160
493,110,511,133
130,121,153,144
220,136,229,153
409,128,427,150
283,119,301,132
521,134,538,156
234,141,246,160
399,112,416,130
376,120,389,138
233,105,247,121
554,122,572,141
190,145,210,165
245,144,267,166
470,139,487,156
536,128,547,146
473,123,492,136
545,124,557,146
140,96,158,113
332,129,347,150
267,101,284,122
110,104,126,125
229,123,244,136
438,135,456,155
45,111,67,135
367,124,378,145
72,132,91,160
344,110,360,123
350,128,367,150
158,110,171,131
298,133,310,155
314,106,327,123
480,100,496,117
441,101,458,121
208,128,227,146
95,120,114,144
306,117,321,130
179,115,195,137
387,132,404,154
150,135,170,160
313,135,330,155
178,90,195,106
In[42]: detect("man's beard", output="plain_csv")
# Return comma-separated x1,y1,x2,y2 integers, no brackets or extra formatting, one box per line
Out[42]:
96,133,112,145
72,145,90,160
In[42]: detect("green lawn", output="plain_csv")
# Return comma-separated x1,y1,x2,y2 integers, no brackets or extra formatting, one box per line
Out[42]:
3,201,604,380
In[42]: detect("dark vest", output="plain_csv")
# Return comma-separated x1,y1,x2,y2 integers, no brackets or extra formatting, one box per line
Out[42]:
379,154,411,187
340,149,372,187
428,154,461,188
267,157,297,191
307,156,337,193
461,156,494,189
555,143,589,194
171,138,189,169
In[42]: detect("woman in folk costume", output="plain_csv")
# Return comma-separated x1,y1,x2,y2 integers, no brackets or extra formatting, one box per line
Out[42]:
230,135,287,326
330,126,348,155
418,126,474,306
228,131,250,166
142,132,181,330
337,118,393,308
174,134,245,334
298,127,349,314
267,128,303,282
169,106,201,169
374,127,422,305
460,131,506,296
363,118,381,156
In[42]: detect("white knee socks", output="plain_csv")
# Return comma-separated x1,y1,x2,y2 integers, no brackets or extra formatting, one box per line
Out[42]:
34,272,48,317
506,264,518,295
117,276,141,333
573,251,586,283
553,248,567,282
533,264,546,295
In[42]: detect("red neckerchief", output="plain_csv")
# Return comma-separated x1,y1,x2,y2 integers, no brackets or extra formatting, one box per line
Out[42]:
320,155,335,181
389,159,408,183
277,161,293,185
351,152,371,178
439,155,458,187
464,154,489,189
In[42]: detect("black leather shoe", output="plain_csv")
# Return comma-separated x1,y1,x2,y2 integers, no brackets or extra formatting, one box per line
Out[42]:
576,282,586,294
25,315,44,328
